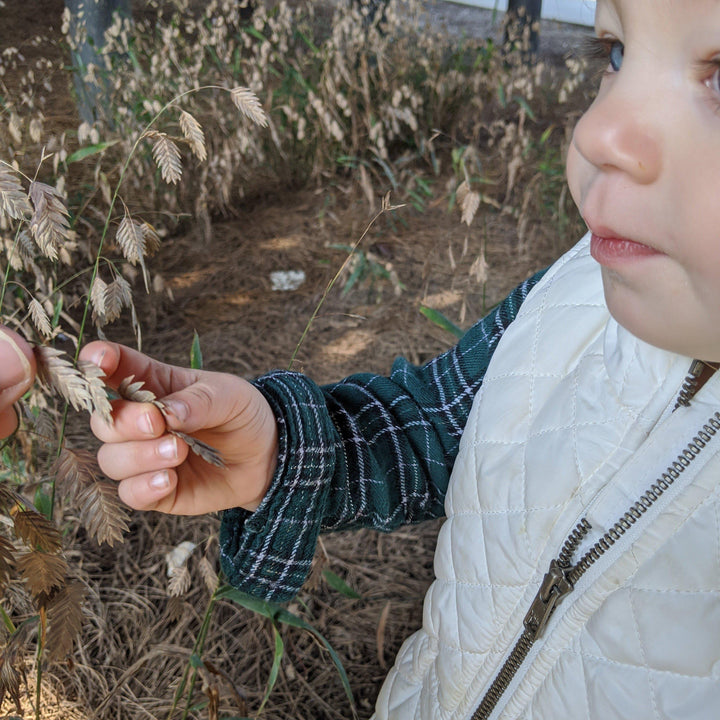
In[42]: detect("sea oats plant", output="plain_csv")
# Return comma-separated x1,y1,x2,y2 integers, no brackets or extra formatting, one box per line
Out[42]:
0,84,267,714
48,0,590,233
0,3,596,715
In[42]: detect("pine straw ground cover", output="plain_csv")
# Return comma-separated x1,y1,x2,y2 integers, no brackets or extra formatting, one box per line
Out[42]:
32,191,571,720
0,0,594,718
1,202,579,720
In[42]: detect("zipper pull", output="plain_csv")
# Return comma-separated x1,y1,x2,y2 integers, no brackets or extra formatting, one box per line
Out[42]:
523,560,574,641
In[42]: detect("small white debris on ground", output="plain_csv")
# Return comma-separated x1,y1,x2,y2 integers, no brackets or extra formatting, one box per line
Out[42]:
165,540,196,577
270,269,306,291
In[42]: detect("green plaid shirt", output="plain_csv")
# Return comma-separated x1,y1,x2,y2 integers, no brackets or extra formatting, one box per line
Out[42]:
220,271,546,601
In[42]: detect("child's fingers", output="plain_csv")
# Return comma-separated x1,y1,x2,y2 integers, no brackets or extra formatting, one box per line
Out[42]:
97,434,189,481
117,469,179,512
0,328,36,404
0,407,19,437
79,340,121,382
80,340,197,396
0,329,37,440
89,399,166,443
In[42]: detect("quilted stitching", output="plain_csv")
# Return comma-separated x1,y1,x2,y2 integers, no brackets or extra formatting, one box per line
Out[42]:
373,235,720,720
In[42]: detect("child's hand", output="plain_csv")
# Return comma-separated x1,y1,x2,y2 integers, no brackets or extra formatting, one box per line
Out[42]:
79,341,278,515
0,328,36,438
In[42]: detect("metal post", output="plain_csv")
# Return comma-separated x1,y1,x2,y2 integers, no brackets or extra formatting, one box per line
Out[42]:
504,0,542,59
65,0,131,124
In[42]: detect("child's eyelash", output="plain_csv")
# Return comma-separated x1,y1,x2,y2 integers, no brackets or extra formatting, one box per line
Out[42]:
693,58,720,77
578,36,617,62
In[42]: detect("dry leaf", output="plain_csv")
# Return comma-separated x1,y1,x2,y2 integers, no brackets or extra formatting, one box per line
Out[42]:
28,181,70,260
0,535,15,591
12,509,62,553
28,297,52,338
0,164,31,220
53,447,99,504
376,600,391,669
167,565,191,597
78,360,113,424
358,164,375,211
230,87,268,127
35,345,92,413
179,110,207,161
17,550,67,598
76,481,129,546
46,580,85,660
148,132,182,184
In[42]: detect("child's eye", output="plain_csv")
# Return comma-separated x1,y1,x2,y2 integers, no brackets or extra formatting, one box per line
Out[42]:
608,41,624,72
580,37,625,73
704,64,720,97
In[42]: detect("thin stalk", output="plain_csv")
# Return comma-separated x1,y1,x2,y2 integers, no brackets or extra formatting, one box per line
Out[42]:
34,607,46,720
167,585,219,720
0,225,26,313
288,199,402,370
0,603,16,633
51,85,241,517
72,84,234,363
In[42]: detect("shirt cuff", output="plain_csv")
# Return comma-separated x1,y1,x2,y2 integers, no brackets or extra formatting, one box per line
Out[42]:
219,370,338,602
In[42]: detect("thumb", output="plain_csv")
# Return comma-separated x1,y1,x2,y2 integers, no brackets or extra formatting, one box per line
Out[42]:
80,340,198,397
157,372,253,435
0,328,36,438
0,328,36,405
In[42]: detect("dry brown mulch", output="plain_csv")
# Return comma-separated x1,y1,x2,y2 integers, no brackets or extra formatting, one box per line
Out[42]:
60,190,572,720
0,1,585,717
3,186,575,719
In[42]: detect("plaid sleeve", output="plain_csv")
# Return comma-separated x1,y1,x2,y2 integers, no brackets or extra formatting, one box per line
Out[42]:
219,270,546,601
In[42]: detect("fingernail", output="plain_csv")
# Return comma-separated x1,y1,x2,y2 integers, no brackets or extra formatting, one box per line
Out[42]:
0,332,31,388
138,411,155,435
88,348,106,368
161,399,188,422
158,436,178,460
150,471,170,490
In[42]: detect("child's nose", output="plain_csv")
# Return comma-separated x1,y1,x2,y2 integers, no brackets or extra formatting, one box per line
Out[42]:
571,82,662,185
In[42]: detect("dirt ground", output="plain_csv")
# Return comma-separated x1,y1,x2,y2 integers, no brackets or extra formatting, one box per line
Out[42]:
0,1,583,718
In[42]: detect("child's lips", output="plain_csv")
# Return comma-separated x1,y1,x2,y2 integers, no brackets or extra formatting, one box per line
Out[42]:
590,233,662,267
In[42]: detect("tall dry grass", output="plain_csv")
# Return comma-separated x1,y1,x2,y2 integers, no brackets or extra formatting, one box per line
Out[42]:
0,1,596,717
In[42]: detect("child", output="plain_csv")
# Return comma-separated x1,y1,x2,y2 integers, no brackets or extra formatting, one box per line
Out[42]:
77,0,720,717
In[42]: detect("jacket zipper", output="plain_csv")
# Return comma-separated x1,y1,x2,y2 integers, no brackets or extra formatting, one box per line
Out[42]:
471,361,720,720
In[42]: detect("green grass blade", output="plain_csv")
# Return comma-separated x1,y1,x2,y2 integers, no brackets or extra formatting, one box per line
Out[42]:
322,569,362,599
217,585,357,714
419,306,464,339
258,622,284,713
65,140,119,164
190,330,203,370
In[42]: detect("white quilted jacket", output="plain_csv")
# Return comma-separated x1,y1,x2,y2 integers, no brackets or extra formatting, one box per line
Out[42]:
373,234,720,720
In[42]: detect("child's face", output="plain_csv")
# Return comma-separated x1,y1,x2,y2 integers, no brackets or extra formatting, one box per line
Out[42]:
566,0,720,361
